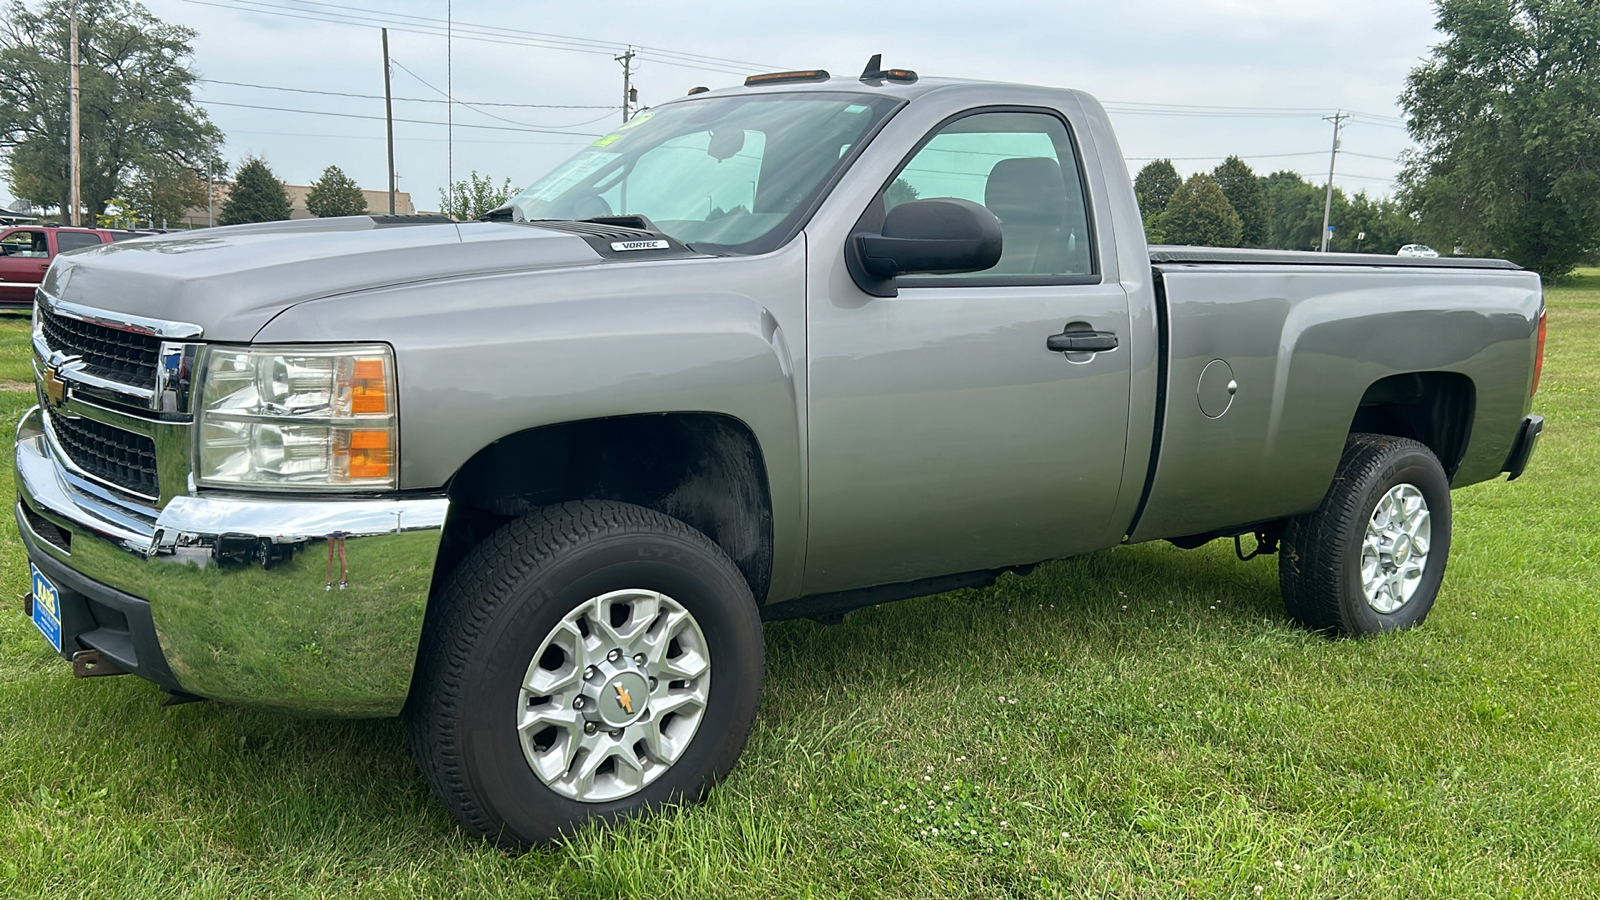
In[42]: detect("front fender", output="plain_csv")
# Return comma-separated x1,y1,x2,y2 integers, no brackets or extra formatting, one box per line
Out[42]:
253,240,809,600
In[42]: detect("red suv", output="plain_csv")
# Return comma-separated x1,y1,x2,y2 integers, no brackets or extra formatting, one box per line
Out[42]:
0,225,151,308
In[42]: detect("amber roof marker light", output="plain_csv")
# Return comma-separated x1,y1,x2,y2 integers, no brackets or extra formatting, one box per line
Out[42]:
744,69,831,87
860,53,918,84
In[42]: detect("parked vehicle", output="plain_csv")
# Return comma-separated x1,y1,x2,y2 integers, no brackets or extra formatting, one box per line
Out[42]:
1398,243,1441,258
16,64,1545,850
0,225,152,307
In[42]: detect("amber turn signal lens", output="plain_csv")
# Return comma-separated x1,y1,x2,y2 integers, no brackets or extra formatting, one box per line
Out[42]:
346,429,392,480
351,358,390,414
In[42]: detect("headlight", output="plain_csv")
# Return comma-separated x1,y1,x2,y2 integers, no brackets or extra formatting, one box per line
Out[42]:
195,344,398,490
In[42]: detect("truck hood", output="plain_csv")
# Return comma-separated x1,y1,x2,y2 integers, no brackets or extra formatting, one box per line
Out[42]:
42,217,609,342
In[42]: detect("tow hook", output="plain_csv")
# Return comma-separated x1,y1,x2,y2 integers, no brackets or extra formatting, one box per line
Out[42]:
71,649,127,678
20,591,32,616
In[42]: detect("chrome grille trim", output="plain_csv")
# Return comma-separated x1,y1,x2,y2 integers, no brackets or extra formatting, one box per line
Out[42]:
42,292,203,340
38,303,164,385
31,294,205,509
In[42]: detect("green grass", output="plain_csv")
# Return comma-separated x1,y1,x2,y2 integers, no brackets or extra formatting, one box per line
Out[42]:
3,276,1598,899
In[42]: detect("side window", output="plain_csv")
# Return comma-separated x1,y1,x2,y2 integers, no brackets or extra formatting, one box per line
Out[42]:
55,231,104,252
890,111,1093,280
0,229,50,258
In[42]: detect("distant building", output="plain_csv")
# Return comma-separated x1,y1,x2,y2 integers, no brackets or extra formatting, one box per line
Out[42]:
1,199,40,225
174,181,416,228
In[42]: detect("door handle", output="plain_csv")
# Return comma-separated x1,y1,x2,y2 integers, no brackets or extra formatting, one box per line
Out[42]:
1046,330,1118,353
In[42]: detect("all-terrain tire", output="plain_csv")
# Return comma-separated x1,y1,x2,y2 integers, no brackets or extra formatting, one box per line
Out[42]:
406,500,763,851
1279,433,1452,636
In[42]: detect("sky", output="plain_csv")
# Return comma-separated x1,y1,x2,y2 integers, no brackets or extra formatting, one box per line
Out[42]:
9,0,1447,212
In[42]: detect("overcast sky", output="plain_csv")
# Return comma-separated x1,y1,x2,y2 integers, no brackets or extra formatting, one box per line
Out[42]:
12,0,1447,211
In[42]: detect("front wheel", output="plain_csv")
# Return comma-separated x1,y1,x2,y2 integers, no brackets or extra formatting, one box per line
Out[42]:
1279,433,1453,635
407,500,764,850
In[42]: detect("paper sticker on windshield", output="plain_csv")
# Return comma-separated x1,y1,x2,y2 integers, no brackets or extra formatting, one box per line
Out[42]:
591,134,622,147
617,112,653,130
523,151,616,201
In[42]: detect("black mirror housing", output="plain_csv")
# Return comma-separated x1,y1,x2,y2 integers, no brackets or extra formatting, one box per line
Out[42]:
847,198,1002,297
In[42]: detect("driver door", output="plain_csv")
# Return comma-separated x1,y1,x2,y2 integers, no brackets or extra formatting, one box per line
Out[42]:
803,109,1132,595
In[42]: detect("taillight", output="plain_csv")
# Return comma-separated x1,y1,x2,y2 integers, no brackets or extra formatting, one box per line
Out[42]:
1531,308,1547,396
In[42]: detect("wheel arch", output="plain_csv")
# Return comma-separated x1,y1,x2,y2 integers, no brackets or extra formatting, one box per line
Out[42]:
1348,371,1476,478
432,412,775,606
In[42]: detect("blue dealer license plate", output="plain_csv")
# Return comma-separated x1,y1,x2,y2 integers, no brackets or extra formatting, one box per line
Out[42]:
30,563,62,652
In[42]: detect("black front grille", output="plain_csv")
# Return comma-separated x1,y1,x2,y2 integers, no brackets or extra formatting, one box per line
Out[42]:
39,305,161,386
50,414,159,498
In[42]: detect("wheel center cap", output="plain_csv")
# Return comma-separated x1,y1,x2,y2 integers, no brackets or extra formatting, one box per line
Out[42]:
597,671,649,727
1393,535,1412,565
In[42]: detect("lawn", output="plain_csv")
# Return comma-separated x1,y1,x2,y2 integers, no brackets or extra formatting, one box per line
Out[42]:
2,273,1597,899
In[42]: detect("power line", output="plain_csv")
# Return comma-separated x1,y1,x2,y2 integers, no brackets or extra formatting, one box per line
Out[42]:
255,0,782,70
181,0,775,76
1123,151,1330,161
227,128,591,145
1105,107,1325,120
196,98,605,136
1104,100,1332,113
196,77,615,109
386,58,612,130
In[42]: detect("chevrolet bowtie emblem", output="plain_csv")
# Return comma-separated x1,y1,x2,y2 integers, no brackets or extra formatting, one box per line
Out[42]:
42,366,67,407
613,682,634,715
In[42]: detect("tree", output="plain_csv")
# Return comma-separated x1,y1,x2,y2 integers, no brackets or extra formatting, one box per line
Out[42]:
1262,171,1327,250
124,160,208,228
219,156,291,225
0,0,223,220
1212,156,1270,247
1400,0,1600,278
1134,159,1181,242
1134,159,1180,215
1163,173,1242,247
439,171,518,221
306,165,368,218
885,177,920,208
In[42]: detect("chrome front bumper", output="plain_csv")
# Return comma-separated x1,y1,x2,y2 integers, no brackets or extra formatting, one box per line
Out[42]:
16,405,449,716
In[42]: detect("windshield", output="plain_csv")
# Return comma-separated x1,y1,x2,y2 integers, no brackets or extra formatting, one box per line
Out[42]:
509,92,901,252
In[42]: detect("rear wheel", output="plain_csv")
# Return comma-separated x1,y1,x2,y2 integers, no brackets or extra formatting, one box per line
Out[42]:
407,500,763,850
1279,433,1452,635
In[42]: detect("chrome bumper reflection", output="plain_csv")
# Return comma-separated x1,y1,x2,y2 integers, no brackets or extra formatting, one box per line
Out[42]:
15,405,448,716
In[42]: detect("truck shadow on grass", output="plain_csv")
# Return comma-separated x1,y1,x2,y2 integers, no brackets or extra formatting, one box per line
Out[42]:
36,540,1285,858
761,541,1289,711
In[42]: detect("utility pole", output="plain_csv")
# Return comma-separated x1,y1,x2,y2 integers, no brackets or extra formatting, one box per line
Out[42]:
382,27,396,214
446,0,453,214
1319,110,1349,252
616,46,636,123
69,0,81,226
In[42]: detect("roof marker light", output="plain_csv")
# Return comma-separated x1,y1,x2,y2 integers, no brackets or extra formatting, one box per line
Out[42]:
743,70,830,87
860,53,918,84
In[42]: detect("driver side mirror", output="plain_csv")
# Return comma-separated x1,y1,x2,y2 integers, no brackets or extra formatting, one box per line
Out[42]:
847,197,1002,297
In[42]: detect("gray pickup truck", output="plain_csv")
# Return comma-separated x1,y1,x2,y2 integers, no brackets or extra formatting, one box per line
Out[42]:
16,62,1545,849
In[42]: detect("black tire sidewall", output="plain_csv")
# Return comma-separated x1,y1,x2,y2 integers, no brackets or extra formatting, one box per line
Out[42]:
1337,444,1452,634
456,525,762,845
